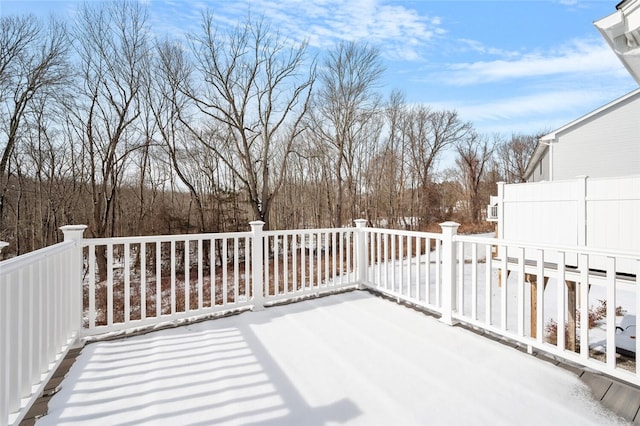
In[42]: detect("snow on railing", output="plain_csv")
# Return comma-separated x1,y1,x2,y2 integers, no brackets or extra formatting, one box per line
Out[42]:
0,225,85,426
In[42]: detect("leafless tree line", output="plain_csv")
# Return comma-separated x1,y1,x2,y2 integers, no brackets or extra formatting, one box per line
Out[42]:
0,1,539,259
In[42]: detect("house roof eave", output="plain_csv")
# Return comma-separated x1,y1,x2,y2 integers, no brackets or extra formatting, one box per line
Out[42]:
595,0,640,84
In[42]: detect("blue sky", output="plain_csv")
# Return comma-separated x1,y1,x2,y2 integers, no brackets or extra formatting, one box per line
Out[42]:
2,0,638,137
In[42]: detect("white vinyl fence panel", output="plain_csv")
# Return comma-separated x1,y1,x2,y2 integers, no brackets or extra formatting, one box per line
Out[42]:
496,175,640,273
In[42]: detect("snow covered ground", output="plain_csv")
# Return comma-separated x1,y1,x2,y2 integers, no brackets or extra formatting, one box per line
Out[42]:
40,290,627,425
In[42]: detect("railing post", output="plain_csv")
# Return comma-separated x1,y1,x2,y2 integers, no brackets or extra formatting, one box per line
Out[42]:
439,221,460,325
60,225,88,336
354,219,368,289
250,221,265,311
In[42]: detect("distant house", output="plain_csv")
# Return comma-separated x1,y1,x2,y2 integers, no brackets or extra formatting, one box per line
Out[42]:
523,0,640,183
488,0,640,267
524,88,640,182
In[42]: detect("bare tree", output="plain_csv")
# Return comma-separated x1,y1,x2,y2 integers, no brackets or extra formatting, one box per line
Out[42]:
183,13,315,229
496,132,539,183
310,41,385,227
0,14,69,244
405,107,473,225
455,132,495,223
71,0,149,279
144,38,211,232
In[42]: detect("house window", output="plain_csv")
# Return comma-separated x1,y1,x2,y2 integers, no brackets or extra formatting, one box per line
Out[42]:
539,160,542,176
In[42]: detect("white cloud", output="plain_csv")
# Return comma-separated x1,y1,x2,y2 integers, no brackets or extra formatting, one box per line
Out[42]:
204,0,443,60
452,90,608,122
437,38,625,85
428,86,633,135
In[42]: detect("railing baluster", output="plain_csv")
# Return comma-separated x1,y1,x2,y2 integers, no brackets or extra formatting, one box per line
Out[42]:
18,266,28,400
606,256,616,368
579,253,589,359
222,237,228,305
141,242,147,320
557,252,566,351
322,232,331,287
457,242,464,314
517,247,525,337
210,238,215,307
107,243,114,326
245,236,250,300
124,242,131,323
415,237,421,301
44,256,53,362
316,232,321,288
32,262,42,384
383,233,388,290
406,236,412,297
283,235,289,294
7,271,18,414
485,244,492,326
391,234,397,293
234,238,240,301
292,235,298,291
24,265,35,396
0,272,8,425
401,235,407,295
184,239,190,312
156,241,162,317
500,252,507,331
274,236,279,295
309,233,315,289
197,239,203,310
301,234,306,290
332,232,337,286
435,240,441,307
170,240,176,315
471,243,477,321
535,249,544,344
425,238,431,305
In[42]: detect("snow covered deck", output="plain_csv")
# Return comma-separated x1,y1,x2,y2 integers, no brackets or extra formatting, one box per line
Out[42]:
37,291,624,425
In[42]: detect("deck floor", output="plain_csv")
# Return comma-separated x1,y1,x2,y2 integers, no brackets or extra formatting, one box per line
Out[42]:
32,290,631,425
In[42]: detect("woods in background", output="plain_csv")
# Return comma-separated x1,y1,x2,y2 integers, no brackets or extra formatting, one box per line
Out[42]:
0,1,540,257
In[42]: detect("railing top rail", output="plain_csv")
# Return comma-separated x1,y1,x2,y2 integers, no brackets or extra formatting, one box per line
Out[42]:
0,240,75,276
364,227,444,240
82,231,253,246
264,227,356,237
455,234,640,260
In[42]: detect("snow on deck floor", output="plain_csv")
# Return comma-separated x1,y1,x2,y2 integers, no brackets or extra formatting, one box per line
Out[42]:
39,290,627,426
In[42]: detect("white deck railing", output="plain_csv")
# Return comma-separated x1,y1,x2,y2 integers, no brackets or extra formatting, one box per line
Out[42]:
0,226,84,426
1,220,639,425
79,222,359,337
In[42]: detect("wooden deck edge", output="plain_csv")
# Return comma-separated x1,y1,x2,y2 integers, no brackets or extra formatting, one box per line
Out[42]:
19,347,83,426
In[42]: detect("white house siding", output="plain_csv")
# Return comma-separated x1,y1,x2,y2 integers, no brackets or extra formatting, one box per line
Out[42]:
527,148,550,182
551,92,640,180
